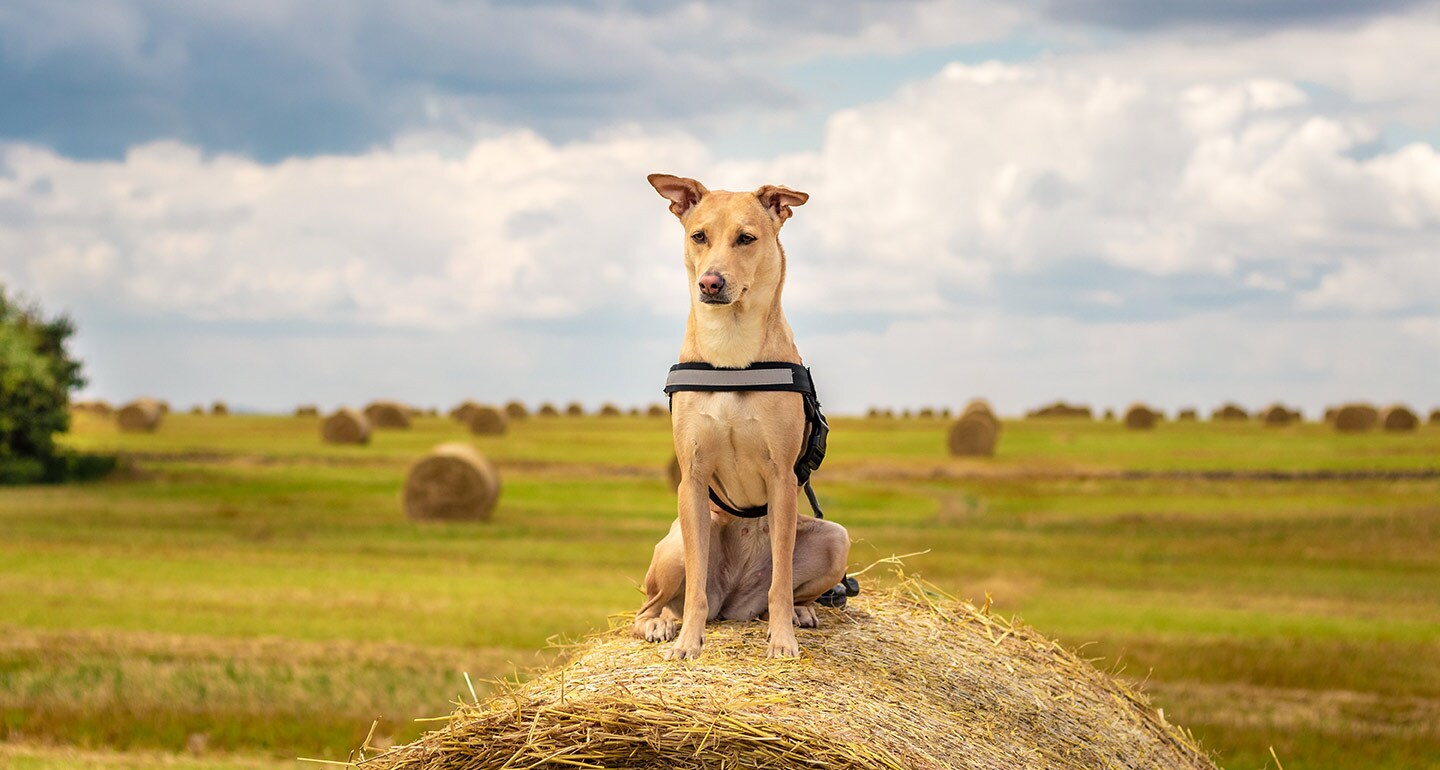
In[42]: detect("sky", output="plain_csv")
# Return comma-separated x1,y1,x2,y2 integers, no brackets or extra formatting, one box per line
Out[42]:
2,0,1438,416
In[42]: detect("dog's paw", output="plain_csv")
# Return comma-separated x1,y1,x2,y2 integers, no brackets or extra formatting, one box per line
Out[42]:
634,616,677,643
766,627,801,658
664,635,704,660
792,605,819,628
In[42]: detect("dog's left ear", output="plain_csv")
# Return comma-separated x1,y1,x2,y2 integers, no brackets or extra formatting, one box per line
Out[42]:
755,185,809,224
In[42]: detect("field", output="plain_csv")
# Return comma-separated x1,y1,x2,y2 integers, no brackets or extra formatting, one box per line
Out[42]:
2,410,1438,770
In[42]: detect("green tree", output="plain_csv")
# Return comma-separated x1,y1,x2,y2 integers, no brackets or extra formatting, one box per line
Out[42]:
0,284,89,483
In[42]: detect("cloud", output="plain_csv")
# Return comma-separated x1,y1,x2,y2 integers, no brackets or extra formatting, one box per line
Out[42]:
1040,0,1434,32
0,0,1020,161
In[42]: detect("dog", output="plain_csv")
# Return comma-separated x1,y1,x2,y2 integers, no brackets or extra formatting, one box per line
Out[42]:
632,174,850,659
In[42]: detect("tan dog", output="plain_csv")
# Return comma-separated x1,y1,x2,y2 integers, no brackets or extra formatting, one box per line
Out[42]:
633,174,850,659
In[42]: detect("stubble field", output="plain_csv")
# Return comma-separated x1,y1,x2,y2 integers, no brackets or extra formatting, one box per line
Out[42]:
1,410,1437,769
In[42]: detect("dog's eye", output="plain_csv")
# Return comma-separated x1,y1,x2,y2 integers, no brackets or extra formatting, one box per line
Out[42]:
735,233,756,246
690,231,707,244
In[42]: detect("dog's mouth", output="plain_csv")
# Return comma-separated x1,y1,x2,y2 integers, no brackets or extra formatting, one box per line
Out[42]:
699,287,746,306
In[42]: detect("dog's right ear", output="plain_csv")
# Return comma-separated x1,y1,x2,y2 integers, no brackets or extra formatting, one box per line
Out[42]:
647,174,709,218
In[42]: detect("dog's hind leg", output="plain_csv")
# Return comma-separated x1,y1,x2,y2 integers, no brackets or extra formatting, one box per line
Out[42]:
633,521,684,642
789,518,850,628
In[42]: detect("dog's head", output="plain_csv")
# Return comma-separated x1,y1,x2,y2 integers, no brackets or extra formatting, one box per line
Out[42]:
647,174,808,308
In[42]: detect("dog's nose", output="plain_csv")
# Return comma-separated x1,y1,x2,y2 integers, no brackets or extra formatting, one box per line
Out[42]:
698,272,726,296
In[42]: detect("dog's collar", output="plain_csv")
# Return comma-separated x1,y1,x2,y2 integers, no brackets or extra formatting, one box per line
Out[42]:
663,362,813,395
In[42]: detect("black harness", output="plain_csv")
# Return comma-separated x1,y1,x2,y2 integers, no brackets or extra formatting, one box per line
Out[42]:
663,361,829,519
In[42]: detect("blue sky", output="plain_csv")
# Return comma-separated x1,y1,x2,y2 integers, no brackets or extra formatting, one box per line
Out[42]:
2,0,1438,415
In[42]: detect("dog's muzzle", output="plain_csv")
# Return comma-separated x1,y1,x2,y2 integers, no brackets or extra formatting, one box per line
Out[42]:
698,271,732,304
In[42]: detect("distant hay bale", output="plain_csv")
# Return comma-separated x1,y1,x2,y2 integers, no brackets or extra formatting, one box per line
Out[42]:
402,442,501,523
188,405,204,415
365,401,412,429
364,581,1216,770
628,407,641,417
1177,408,1198,421
647,403,668,418
73,400,115,417
1333,403,1379,433
116,399,164,433
294,405,320,418
961,398,994,419
867,407,881,418
1025,401,1093,420
1211,403,1249,422
1379,404,1419,432
466,406,508,436
918,407,936,418
504,401,529,420
947,413,999,457
210,401,229,416
1102,408,1115,420
538,403,560,417
321,408,371,445
1430,408,1440,425
1260,404,1296,426
599,403,622,417
449,401,481,423
901,409,913,419
1324,406,1338,422
157,400,171,415
566,402,585,417
940,407,952,418
1124,404,1158,430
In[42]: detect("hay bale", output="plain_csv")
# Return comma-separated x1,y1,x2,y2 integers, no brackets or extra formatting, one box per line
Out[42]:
1211,403,1249,421
365,581,1216,770
295,404,320,418
504,401,529,420
647,403,668,418
188,404,204,415
1324,406,1338,422
1333,403,1379,433
1430,408,1440,425
449,401,481,423
947,413,999,457
116,399,163,433
599,403,622,417
538,403,561,417
901,408,913,419
961,398,994,418
918,407,936,419
566,402,585,417
210,401,229,416
322,408,371,445
1379,404,1419,432
365,401,412,429
1102,408,1115,420
867,407,881,418
1176,408,1198,421
1260,403,1295,426
466,406,508,436
402,442,501,523
666,454,682,489
1025,401,1093,419
1123,403,1158,430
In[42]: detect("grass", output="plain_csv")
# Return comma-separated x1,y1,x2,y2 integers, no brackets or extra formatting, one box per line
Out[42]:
0,411,1437,768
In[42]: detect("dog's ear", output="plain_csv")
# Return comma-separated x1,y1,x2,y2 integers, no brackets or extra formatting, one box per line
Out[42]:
755,185,809,224
647,174,709,218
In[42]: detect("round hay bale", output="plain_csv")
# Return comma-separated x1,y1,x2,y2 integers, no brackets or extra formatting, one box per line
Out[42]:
210,401,229,416
1333,403,1379,433
116,399,163,433
666,454,682,489
1260,404,1295,426
947,413,998,457
1430,408,1440,425
599,403,622,417
1123,404,1158,430
321,408,371,445
1025,401,1092,419
566,402,585,417
1102,407,1115,420
1211,403,1249,422
402,442,500,523
866,407,881,418
450,401,481,423
1379,404,1419,432
918,407,936,419
538,403,561,417
901,408,913,419
961,398,994,418
188,404,204,415
365,400,412,429
364,581,1217,770
295,404,320,418
467,406,508,436
1176,408,1198,421
627,407,641,417
1324,406,1338,423
504,401,529,420
646,403,668,418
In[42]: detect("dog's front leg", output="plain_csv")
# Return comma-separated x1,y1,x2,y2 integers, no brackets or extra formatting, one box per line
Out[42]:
765,473,801,658
666,474,712,660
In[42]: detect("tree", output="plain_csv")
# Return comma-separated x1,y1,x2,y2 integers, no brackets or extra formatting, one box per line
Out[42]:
0,284,89,483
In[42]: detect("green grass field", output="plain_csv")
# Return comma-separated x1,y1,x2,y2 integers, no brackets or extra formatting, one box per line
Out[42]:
2,411,1438,769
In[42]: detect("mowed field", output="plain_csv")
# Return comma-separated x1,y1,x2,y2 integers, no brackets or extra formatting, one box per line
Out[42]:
1,410,1438,770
